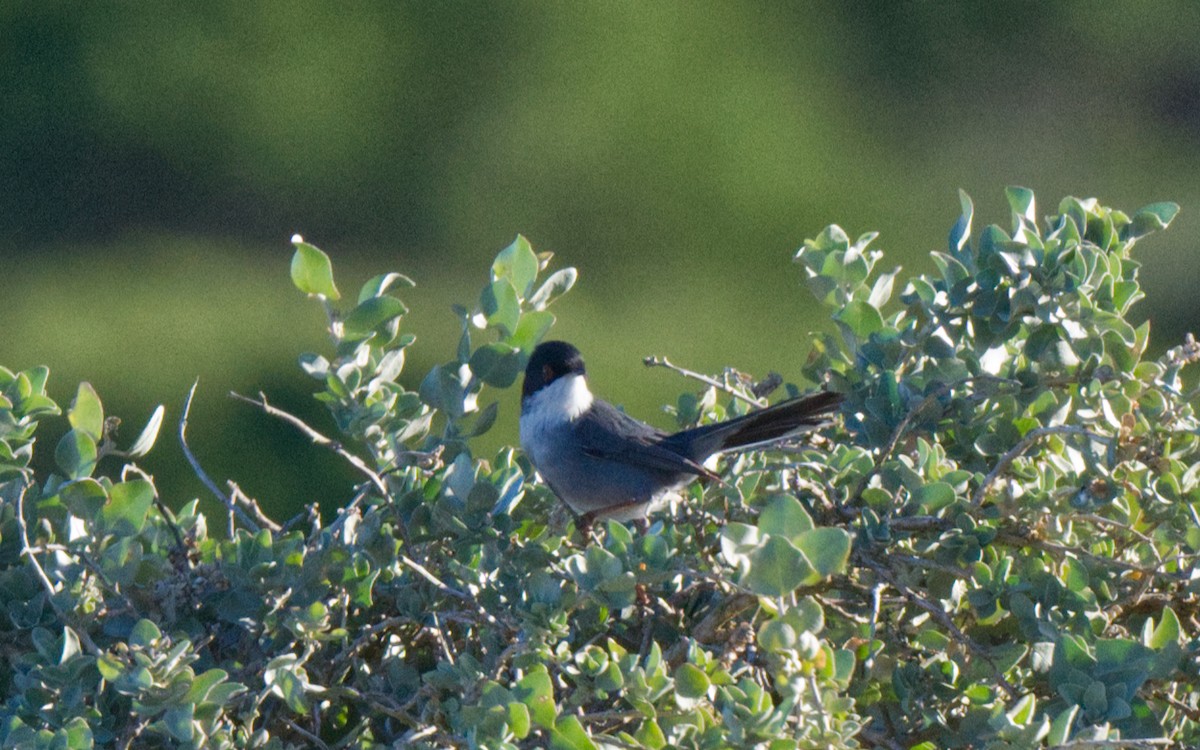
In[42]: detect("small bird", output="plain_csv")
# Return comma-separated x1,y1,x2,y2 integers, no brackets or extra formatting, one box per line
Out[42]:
519,340,843,524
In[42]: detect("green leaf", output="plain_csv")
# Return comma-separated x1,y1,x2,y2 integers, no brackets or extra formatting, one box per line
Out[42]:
1006,693,1037,725
342,296,407,340
419,364,467,418
833,299,885,339
514,667,557,729
461,401,500,438
507,701,531,739
290,237,341,300
757,494,814,542
949,188,974,253
493,235,540,298
163,704,194,741
129,619,162,648
68,382,104,442
508,310,556,352
185,669,230,704
913,482,956,512
528,267,577,310
719,522,760,570
481,279,521,336
1147,607,1181,649
469,343,524,388
550,716,597,750
794,527,853,579
1124,201,1180,240
758,619,797,653
125,405,164,457
743,535,812,596
674,663,711,700
634,718,666,750
100,479,156,536
97,654,123,680
357,272,415,303
56,428,98,479
60,718,93,750
62,479,109,522
1006,186,1036,226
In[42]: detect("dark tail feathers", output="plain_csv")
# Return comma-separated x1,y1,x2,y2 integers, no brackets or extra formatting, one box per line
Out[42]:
662,390,843,461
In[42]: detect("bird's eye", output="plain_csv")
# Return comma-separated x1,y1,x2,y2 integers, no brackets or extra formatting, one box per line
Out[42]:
542,364,555,384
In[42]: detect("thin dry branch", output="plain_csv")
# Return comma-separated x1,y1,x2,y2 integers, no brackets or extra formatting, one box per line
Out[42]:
971,425,1110,508
15,481,103,656
643,355,767,408
179,380,260,532
230,390,389,496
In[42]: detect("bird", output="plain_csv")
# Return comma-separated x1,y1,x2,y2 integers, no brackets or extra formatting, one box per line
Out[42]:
519,340,843,525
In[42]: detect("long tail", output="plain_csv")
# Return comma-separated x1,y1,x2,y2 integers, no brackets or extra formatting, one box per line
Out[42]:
660,390,844,461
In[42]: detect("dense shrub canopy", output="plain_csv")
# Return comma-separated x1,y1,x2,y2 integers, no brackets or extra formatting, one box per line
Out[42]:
1,190,1196,749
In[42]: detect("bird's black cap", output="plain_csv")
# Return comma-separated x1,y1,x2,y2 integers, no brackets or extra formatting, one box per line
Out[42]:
523,340,586,400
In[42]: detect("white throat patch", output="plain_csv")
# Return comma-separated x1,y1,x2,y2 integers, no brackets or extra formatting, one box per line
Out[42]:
519,374,593,456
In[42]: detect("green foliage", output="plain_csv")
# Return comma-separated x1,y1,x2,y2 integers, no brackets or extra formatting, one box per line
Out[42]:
1,193,1197,749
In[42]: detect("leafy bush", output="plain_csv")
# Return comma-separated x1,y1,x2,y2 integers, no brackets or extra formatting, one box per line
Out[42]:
1,190,1196,749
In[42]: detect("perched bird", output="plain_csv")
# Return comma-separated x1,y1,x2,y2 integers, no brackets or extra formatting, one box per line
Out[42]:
519,340,843,524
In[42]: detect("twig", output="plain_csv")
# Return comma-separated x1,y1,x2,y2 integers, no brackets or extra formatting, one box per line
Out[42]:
858,727,906,750
227,480,281,532
399,554,503,629
666,592,758,667
864,583,883,669
971,426,1109,507
994,527,1180,580
860,553,1018,699
283,719,330,750
122,464,187,552
1048,740,1174,749
15,481,103,656
643,355,766,408
327,483,373,542
179,380,260,532
229,391,388,497
849,389,946,503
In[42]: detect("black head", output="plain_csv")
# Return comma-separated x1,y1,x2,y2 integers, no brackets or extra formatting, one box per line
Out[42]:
523,340,586,399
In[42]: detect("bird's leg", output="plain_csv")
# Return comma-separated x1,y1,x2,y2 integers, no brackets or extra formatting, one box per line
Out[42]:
575,510,597,541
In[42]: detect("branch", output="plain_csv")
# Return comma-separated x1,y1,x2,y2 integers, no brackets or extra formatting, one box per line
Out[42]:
972,425,1110,508
227,480,282,532
859,552,1018,699
15,481,103,656
398,553,505,630
178,380,261,532
229,391,389,497
643,355,766,408
1049,740,1174,749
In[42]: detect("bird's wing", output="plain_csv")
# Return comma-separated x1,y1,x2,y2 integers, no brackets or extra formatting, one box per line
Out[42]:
576,400,717,479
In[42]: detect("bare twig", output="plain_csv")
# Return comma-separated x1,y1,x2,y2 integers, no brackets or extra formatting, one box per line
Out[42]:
179,380,260,532
283,719,330,750
326,483,373,542
229,391,388,497
994,527,1180,581
849,389,946,504
227,480,282,532
1049,740,1174,749
643,355,767,408
972,426,1110,508
666,592,758,667
15,481,103,656
399,554,503,629
858,727,906,750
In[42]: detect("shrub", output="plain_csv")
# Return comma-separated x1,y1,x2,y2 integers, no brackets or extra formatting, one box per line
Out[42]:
1,190,1196,749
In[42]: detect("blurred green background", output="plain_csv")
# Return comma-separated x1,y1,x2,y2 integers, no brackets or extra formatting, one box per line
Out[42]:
3,2,1198,520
